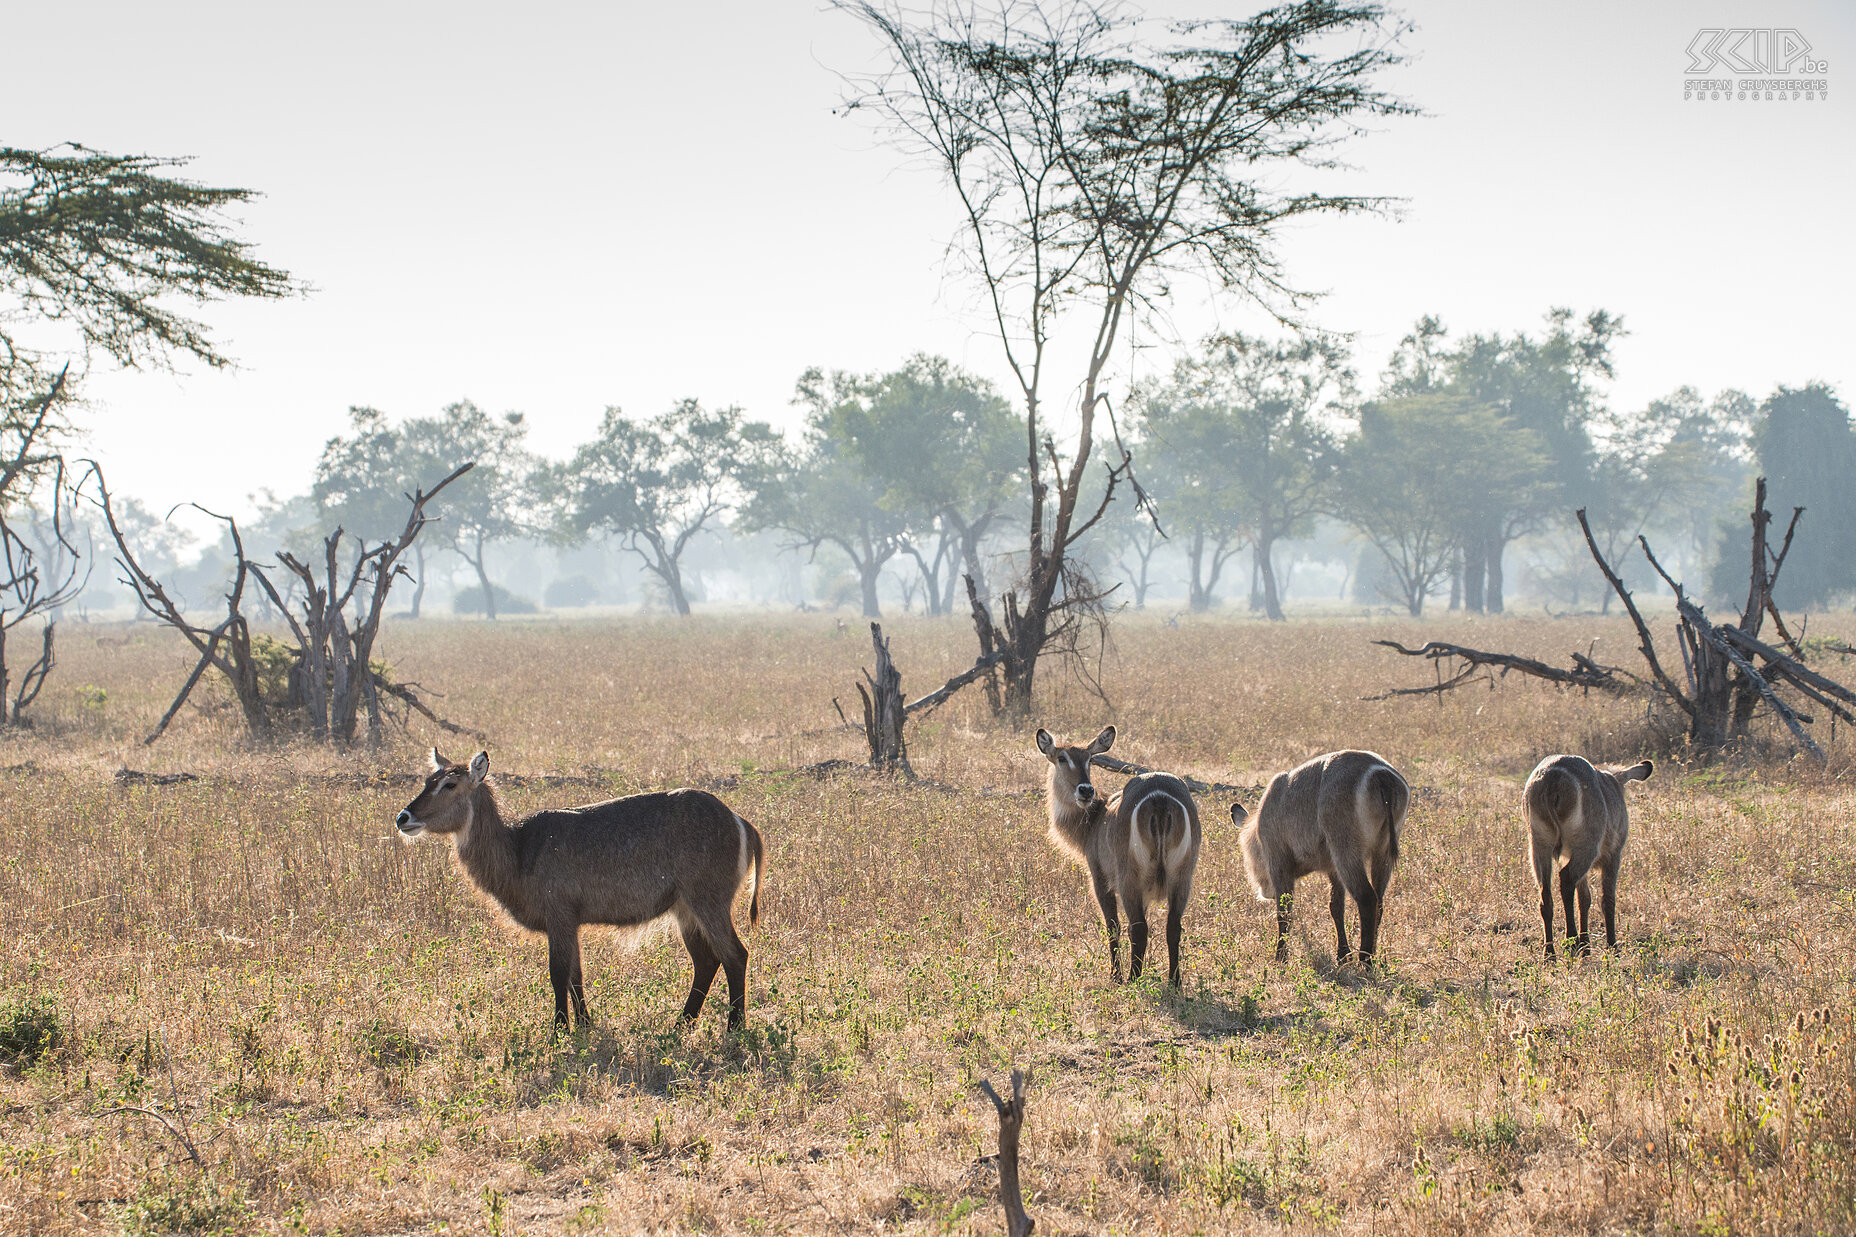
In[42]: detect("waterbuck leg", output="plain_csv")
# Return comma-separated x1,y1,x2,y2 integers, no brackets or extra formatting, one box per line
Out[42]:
1368,851,1397,963
1600,860,1621,951
679,924,722,1025
547,928,580,1033
1164,898,1186,988
1327,875,1350,962
568,945,590,1026
1558,865,1584,959
1090,865,1122,981
1532,840,1557,960
716,925,750,1033
1274,889,1295,963
1126,893,1150,983
1356,888,1382,964
1575,875,1593,957
1340,865,1380,965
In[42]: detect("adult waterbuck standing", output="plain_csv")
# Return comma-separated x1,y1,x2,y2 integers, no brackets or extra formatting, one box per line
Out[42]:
1234,750,1408,965
1523,754,1652,959
395,750,763,1032
1035,726,1203,986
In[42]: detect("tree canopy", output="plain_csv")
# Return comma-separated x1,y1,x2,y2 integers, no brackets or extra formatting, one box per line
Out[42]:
567,400,779,616
839,0,1409,709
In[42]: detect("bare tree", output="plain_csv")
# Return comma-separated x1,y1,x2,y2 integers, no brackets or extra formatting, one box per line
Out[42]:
0,369,88,725
1373,479,1855,763
838,0,1409,713
1,145,297,714
96,463,479,747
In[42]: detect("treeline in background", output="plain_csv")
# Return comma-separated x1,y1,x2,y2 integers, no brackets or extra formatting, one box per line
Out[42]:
49,310,1852,626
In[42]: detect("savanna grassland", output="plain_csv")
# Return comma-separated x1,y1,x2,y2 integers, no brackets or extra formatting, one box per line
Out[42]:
1,611,1853,1236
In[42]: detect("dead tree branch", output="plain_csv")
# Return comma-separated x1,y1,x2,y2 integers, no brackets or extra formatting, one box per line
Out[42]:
1577,508,1693,717
1676,596,1825,763
857,622,909,773
904,650,1007,719
1372,480,1852,760
96,461,477,747
977,1069,1034,1237
1091,755,1254,797
1365,640,1635,699
371,673,487,742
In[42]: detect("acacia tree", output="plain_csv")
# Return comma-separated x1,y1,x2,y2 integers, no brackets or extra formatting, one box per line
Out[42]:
313,407,453,618
1142,333,1349,619
781,356,1023,616
745,368,910,617
1133,389,1245,611
0,144,295,722
412,401,537,619
1381,309,1624,611
1340,395,1542,617
839,0,1408,712
567,400,779,616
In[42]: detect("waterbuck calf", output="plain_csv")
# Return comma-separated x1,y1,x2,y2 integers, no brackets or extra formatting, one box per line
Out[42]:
395,749,763,1032
1523,754,1652,959
1234,750,1408,965
1035,726,1202,986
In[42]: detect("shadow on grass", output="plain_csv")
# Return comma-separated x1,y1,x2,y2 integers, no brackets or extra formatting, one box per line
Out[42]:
501,1015,806,1101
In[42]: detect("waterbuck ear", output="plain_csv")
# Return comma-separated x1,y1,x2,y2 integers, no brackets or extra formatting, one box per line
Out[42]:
1035,729,1055,757
1088,725,1116,755
468,751,490,785
429,747,448,774
1626,759,1654,783
1230,801,1249,826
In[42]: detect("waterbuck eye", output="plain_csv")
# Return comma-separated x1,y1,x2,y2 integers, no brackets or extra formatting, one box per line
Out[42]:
441,780,456,790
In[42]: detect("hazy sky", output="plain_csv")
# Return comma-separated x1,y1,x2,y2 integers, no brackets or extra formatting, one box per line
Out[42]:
7,0,1851,528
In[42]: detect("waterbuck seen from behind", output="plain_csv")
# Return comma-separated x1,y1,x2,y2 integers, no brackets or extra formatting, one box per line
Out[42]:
1035,726,1202,986
1234,750,1408,965
1523,754,1652,959
395,749,763,1033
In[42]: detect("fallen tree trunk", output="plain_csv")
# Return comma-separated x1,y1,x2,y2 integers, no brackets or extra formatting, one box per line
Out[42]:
1365,640,1635,699
1369,479,1851,761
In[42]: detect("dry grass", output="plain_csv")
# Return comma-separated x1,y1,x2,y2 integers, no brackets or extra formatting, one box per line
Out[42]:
1,611,1853,1235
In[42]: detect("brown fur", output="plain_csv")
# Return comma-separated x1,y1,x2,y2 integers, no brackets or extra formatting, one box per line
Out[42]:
1523,754,1652,959
396,749,763,1032
1035,726,1202,985
1233,750,1408,965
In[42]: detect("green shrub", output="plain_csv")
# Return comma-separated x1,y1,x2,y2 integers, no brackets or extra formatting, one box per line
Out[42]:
118,1173,251,1236
452,583,537,615
0,992,63,1065
545,574,601,607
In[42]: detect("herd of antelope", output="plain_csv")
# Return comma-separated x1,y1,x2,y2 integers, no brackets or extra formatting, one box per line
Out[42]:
394,736,1652,1032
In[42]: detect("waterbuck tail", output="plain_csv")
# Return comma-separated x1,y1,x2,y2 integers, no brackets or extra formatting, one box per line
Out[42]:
1238,813,1273,902
739,815,765,930
1369,764,1409,862
1135,793,1186,889
1530,764,1580,832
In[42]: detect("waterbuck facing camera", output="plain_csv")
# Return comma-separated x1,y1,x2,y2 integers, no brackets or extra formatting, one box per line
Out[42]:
396,749,763,1033
1035,726,1202,986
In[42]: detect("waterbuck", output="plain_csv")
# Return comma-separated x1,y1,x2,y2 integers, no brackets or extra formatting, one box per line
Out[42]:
1523,754,1652,959
395,749,763,1032
1233,750,1408,965
1035,726,1202,985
